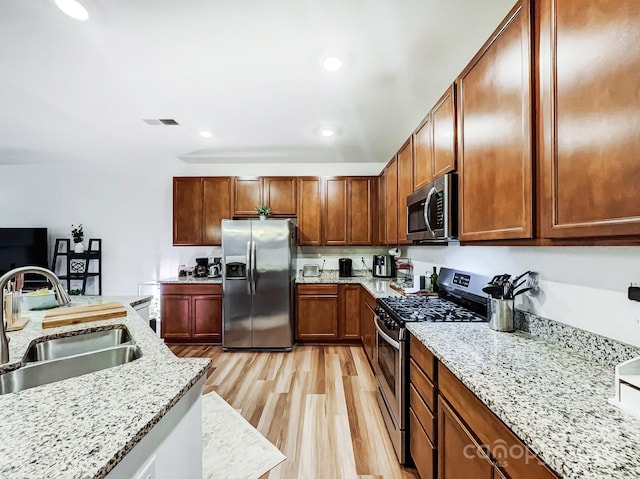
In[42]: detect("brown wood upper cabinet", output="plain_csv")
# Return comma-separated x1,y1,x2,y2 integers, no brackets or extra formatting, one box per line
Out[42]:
413,84,457,192
537,0,640,239
457,0,534,241
297,177,323,246
431,84,457,180
413,115,433,191
234,177,297,217
173,177,232,246
324,177,374,246
383,158,398,245
397,138,414,245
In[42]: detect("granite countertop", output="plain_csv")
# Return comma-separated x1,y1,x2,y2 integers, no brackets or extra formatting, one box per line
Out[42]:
296,270,402,299
160,276,222,284
0,295,210,479
407,322,640,479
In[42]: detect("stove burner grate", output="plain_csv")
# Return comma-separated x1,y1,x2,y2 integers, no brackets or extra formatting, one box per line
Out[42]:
378,295,486,324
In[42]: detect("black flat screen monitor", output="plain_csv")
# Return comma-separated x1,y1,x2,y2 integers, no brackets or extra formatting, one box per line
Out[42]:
0,228,49,286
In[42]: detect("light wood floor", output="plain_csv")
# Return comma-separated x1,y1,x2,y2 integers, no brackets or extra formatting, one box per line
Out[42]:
169,344,419,479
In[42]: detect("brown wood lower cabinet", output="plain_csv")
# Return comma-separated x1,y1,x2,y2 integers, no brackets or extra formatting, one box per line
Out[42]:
409,333,560,479
296,285,339,340
296,284,362,342
438,396,493,479
160,283,222,343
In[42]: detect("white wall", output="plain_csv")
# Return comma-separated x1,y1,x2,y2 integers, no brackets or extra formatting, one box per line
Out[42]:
2,162,640,346
405,244,640,347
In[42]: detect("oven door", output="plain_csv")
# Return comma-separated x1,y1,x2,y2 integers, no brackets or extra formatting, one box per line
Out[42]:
374,316,403,429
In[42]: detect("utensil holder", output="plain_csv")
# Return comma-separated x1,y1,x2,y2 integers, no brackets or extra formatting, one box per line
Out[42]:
488,298,514,332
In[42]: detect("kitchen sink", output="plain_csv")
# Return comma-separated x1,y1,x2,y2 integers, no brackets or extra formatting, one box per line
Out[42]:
0,344,142,395
23,327,133,363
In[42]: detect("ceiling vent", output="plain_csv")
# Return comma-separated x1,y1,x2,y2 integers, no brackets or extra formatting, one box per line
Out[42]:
142,119,180,126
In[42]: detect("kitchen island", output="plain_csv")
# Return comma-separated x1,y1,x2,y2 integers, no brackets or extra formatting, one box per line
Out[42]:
0,295,210,479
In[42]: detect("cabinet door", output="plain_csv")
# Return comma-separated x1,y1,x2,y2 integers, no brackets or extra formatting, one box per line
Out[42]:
203,177,232,245
298,177,323,246
324,178,348,245
359,296,376,363
263,177,297,216
409,409,436,479
173,178,202,245
397,138,414,244
296,295,339,340
348,177,373,245
432,84,457,180
339,285,360,339
234,177,262,216
538,0,640,238
457,1,533,241
385,158,398,245
192,295,222,342
376,175,386,245
438,397,493,479
413,116,433,190
160,295,192,341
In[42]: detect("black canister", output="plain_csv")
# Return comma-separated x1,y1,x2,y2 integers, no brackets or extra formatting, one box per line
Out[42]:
339,258,353,277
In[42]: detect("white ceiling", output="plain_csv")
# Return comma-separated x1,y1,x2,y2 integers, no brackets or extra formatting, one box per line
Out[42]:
0,0,515,166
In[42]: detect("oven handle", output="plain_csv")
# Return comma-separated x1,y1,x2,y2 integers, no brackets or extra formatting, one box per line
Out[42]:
423,186,437,234
374,317,400,350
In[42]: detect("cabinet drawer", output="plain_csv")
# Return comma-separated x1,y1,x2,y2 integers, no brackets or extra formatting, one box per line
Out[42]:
410,334,436,382
161,283,222,295
297,284,338,295
409,408,436,479
410,358,436,412
410,384,436,444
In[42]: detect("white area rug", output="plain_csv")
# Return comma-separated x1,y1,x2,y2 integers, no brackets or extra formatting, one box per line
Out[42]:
202,392,286,479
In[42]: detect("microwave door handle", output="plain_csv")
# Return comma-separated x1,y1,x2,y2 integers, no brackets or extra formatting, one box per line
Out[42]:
423,186,437,233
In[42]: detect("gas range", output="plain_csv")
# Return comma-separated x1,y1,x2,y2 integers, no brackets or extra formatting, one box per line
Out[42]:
371,267,491,466
376,295,485,325
375,267,492,328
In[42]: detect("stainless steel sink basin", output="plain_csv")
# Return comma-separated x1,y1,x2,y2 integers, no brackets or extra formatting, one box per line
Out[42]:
0,344,142,395
23,327,132,362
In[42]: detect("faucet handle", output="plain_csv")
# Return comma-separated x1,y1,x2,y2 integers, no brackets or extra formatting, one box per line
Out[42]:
52,284,72,306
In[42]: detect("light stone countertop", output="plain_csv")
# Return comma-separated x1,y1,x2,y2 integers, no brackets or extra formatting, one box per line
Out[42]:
407,322,640,479
159,276,222,284
0,295,210,479
296,270,402,299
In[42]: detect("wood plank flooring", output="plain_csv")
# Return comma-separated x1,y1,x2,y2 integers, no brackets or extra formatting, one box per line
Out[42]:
169,344,419,479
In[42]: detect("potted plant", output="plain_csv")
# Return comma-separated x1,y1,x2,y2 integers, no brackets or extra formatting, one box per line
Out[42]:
71,224,85,253
256,205,271,220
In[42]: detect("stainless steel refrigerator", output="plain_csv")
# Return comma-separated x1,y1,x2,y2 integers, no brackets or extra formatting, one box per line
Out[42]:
221,219,296,350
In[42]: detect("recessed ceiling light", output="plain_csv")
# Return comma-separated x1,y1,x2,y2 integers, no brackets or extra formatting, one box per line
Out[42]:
320,128,335,137
323,56,342,72
55,0,89,21
199,130,213,139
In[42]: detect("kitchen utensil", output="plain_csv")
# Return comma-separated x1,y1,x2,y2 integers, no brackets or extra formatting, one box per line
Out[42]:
512,287,533,298
482,283,503,298
43,302,127,329
488,297,514,332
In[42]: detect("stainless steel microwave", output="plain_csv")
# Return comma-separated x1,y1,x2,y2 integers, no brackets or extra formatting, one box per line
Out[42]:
407,173,458,241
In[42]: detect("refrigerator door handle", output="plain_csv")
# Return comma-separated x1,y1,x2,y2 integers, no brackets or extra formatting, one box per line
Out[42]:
251,240,257,293
246,240,252,295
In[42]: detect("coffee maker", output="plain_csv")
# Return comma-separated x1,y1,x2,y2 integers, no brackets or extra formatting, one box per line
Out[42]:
372,255,396,278
208,257,221,278
194,258,209,277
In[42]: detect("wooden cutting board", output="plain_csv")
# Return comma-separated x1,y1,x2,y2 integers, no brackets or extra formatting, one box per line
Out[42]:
42,302,127,329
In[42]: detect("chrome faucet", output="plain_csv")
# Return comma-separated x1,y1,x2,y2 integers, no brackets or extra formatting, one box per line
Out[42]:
0,266,72,364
